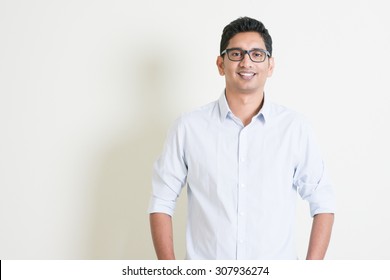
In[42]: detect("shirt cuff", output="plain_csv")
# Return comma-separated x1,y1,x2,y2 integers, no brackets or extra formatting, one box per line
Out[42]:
148,196,176,217
308,186,336,217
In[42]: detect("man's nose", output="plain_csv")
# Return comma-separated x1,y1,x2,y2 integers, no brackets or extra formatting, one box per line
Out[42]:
239,52,253,67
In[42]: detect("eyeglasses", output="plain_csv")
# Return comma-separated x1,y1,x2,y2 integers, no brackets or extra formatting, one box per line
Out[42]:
221,48,271,63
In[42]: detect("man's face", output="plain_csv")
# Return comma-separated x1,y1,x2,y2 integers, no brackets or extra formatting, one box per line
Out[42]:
217,32,274,95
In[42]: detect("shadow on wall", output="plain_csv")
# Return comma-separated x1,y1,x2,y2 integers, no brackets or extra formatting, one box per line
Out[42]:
86,47,180,259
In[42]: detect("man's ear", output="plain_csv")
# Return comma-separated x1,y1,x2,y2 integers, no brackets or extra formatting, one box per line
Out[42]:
267,56,275,78
216,56,225,76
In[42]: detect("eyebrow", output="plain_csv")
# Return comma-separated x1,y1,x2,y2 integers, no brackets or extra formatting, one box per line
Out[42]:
228,47,266,50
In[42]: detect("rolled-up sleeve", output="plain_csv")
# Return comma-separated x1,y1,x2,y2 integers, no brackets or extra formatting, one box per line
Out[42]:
294,121,336,217
148,117,187,217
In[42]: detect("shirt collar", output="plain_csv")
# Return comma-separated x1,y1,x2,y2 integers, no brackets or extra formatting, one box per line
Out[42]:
218,91,231,121
258,93,270,123
218,90,271,123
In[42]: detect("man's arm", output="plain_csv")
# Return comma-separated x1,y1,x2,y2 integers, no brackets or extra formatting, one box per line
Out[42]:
306,213,334,260
150,213,176,260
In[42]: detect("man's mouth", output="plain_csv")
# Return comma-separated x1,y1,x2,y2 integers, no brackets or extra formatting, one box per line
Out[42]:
238,72,256,80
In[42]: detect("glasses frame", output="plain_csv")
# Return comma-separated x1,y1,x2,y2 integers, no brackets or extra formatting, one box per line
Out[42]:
221,48,271,63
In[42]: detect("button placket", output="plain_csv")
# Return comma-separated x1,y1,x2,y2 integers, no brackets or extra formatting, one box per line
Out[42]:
236,128,248,259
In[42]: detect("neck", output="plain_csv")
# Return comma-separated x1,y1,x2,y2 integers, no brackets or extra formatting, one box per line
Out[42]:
225,89,264,126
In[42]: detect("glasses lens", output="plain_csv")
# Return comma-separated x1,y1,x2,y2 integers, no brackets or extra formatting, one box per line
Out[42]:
227,49,244,61
250,49,267,62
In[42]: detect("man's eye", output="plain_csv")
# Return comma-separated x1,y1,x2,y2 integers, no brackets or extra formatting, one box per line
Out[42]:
231,51,242,57
252,51,264,58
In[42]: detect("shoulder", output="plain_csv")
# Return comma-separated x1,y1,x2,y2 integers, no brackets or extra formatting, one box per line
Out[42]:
267,102,319,153
166,100,219,145
176,99,220,126
268,101,310,127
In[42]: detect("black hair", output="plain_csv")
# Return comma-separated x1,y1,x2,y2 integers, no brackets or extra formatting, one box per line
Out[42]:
220,17,273,56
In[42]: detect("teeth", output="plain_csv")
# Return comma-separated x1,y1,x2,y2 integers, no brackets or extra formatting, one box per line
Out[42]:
240,73,255,76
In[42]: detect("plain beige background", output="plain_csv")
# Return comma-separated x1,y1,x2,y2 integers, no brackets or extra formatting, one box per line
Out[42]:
1,0,389,259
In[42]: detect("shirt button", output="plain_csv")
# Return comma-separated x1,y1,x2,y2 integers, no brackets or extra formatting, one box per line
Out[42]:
240,157,245,163
240,183,246,188
239,239,244,244
240,212,245,216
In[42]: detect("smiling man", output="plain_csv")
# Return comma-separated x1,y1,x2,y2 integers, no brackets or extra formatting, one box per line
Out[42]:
148,17,335,260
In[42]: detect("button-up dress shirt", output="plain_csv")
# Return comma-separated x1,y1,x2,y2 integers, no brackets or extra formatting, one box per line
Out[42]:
148,92,335,259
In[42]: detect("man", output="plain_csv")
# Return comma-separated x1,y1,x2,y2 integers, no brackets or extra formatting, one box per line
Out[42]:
148,17,335,260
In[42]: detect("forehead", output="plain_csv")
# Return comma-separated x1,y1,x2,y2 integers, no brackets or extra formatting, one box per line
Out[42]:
227,32,266,49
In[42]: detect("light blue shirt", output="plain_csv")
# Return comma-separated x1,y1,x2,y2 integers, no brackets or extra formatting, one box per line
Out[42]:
149,92,335,260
